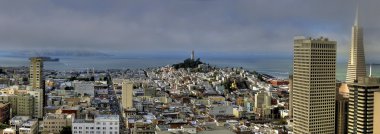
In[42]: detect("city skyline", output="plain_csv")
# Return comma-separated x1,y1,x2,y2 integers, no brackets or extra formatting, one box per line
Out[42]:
0,0,379,62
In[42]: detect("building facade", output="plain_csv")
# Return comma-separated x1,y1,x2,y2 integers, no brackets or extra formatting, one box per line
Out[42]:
0,103,10,123
374,91,380,134
122,81,133,110
293,37,336,133
29,57,44,89
27,90,43,119
42,113,73,134
348,77,380,133
16,94,34,117
72,115,119,134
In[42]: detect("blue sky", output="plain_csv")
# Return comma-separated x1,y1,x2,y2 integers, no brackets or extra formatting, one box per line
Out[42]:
0,0,379,62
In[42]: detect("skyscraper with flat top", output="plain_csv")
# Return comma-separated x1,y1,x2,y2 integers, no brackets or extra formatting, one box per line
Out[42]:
346,8,366,84
348,77,380,133
293,37,336,133
30,57,44,89
122,80,133,110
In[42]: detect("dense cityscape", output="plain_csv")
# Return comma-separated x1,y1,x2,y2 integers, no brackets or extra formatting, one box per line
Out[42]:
0,1,379,134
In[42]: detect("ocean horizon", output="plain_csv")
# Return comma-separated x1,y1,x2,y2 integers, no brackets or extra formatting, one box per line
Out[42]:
0,56,379,81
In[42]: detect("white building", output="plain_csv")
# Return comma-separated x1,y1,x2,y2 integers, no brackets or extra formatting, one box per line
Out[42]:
73,81,95,97
72,115,119,134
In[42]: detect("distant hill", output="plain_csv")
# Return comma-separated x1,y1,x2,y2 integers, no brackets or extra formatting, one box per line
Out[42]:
173,58,203,69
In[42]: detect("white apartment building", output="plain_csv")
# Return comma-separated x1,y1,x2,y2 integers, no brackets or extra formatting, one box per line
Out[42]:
72,115,119,134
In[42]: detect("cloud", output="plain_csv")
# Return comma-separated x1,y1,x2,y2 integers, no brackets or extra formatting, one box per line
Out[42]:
0,0,379,62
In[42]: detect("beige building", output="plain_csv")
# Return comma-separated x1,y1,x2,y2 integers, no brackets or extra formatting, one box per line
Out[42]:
42,113,73,134
346,8,366,84
254,90,271,117
16,94,34,117
29,57,44,89
348,77,380,133
374,91,380,134
122,81,133,110
293,37,336,133
27,90,43,119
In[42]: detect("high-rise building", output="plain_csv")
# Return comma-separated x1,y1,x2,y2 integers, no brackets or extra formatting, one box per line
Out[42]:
293,37,336,133
346,8,366,84
29,57,44,89
348,77,380,133
122,81,134,110
29,57,46,113
254,90,272,117
374,91,380,134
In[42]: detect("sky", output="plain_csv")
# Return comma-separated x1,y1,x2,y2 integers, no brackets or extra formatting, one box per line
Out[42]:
0,0,379,62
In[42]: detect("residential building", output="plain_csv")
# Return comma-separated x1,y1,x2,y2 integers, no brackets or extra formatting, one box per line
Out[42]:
2,128,16,134
346,8,366,83
0,93,18,116
254,90,272,117
122,81,133,110
72,115,119,134
348,77,380,133
27,90,43,118
42,113,73,134
73,81,95,97
0,103,10,123
16,94,34,117
29,57,44,89
293,36,336,133
19,119,38,134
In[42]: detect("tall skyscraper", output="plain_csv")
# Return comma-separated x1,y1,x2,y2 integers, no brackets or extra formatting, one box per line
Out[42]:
122,80,133,110
29,57,44,89
293,37,336,133
348,77,380,133
346,8,366,84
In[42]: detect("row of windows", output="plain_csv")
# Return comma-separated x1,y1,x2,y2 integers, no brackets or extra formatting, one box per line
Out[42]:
74,127,118,130
73,131,118,134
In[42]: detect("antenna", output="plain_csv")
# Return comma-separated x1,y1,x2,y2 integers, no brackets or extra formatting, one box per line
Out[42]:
369,64,372,77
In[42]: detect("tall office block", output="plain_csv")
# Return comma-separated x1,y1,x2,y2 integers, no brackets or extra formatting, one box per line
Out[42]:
29,57,44,89
346,8,366,83
122,81,133,109
348,77,380,133
293,37,336,133
374,91,380,134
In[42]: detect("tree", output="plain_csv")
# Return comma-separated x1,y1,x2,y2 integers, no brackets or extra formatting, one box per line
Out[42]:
60,126,72,134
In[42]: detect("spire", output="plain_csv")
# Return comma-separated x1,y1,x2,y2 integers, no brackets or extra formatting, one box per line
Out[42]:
354,4,359,26
369,64,372,77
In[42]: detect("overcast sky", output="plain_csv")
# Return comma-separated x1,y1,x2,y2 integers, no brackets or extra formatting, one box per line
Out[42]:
0,0,379,61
